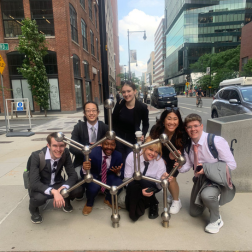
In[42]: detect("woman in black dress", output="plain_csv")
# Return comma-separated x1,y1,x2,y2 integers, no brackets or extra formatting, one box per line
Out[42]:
150,108,188,214
112,81,149,163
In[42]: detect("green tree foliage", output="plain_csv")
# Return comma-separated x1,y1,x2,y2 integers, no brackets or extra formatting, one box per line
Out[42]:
240,58,252,77
16,19,49,115
117,72,140,90
190,46,240,89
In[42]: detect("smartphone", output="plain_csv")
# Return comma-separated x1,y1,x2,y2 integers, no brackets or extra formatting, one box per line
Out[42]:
146,187,158,193
195,165,203,173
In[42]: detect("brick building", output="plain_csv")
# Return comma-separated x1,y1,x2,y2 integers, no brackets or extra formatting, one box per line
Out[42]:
0,0,103,112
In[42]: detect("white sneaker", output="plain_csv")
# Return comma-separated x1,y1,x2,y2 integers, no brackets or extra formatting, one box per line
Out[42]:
167,195,173,204
169,199,182,214
205,216,224,234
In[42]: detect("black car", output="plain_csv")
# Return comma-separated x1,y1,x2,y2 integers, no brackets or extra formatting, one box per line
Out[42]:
151,86,177,108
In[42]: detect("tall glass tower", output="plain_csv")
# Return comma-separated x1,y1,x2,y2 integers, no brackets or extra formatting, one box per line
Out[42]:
164,0,252,90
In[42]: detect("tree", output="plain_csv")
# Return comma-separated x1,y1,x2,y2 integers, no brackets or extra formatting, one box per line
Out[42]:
190,46,240,89
117,72,140,90
240,58,252,77
16,19,50,116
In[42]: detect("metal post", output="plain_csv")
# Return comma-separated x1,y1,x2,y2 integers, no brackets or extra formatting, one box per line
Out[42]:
1,74,8,133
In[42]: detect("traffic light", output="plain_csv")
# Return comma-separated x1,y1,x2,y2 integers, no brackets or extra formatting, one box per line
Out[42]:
186,74,190,82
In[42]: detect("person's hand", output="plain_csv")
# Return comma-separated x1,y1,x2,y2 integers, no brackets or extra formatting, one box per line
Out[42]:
196,164,204,175
51,188,65,208
83,159,91,170
174,161,182,170
140,135,144,142
110,163,123,174
161,172,174,183
169,150,181,160
142,188,153,197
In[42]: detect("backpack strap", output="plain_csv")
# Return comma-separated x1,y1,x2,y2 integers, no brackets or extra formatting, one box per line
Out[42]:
38,151,46,172
207,133,218,159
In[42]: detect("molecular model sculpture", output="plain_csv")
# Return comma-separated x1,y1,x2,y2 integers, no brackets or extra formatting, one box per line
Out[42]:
55,99,186,228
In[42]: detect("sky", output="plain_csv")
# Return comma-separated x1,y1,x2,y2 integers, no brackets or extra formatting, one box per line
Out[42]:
118,0,164,79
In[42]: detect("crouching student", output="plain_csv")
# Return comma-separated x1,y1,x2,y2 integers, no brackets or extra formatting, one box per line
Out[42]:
124,137,167,221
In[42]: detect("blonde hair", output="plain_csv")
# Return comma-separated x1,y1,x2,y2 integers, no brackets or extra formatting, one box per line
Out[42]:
142,136,162,160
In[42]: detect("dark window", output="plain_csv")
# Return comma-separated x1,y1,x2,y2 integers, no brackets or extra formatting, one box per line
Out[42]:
88,0,92,20
96,38,99,60
43,51,58,75
1,0,24,38
7,51,25,76
229,90,240,101
80,0,85,9
73,54,80,77
94,5,97,28
30,0,54,36
81,19,88,51
221,89,231,100
69,4,78,43
90,30,95,55
98,70,100,82
84,61,90,79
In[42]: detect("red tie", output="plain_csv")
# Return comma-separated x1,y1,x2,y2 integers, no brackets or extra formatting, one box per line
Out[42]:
101,156,108,192
193,144,199,175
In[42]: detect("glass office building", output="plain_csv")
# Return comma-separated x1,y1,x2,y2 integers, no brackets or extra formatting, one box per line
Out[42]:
164,0,252,89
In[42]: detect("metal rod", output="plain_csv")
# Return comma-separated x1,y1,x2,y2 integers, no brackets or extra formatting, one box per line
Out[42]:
111,194,115,215
134,152,137,173
66,179,86,194
164,142,180,159
115,194,119,214
1,74,8,133
115,136,134,148
92,178,111,190
137,152,141,173
167,165,179,178
63,135,85,149
89,136,107,150
117,177,134,190
108,108,112,131
140,138,160,149
142,175,161,184
64,140,83,151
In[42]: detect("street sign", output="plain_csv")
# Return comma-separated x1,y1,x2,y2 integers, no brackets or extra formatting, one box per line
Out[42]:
0,54,6,74
17,102,24,111
0,43,9,50
186,82,189,86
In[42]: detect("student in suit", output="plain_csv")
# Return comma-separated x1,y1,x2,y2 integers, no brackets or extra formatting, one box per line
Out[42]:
81,139,123,215
112,81,149,162
70,101,108,180
29,132,82,224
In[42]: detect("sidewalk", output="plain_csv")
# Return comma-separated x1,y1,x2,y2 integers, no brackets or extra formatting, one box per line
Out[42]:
0,103,251,251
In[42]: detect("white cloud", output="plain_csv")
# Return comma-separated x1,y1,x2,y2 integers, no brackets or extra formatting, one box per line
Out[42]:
130,60,147,77
119,45,124,51
128,0,164,9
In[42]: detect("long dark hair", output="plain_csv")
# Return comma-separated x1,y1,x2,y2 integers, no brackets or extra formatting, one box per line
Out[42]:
150,108,187,150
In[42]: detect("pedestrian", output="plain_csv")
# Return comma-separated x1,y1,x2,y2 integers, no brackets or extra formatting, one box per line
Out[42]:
28,132,82,224
116,91,121,103
150,107,189,214
178,113,236,234
124,136,168,221
112,81,149,162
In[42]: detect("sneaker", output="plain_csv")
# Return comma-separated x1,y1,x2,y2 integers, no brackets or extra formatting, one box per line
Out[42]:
169,199,182,214
148,204,159,219
63,198,73,213
29,206,43,224
167,195,173,204
205,216,224,234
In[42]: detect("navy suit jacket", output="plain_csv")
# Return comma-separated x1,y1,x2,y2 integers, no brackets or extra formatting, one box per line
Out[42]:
81,146,124,179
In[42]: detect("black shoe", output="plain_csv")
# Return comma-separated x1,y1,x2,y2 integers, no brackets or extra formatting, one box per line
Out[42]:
29,206,43,224
148,204,159,219
63,198,73,213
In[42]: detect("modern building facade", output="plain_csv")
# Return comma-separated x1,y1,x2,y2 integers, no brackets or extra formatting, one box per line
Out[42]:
164,0,252,91
0,0,103,113
154,18,165,86
146,51,155,86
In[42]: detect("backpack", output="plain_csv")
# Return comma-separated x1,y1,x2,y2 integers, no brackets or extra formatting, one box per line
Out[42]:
23,150,46,189
185,133,218,160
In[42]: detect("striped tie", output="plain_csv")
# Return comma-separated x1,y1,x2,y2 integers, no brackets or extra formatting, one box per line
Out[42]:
101,156,108,192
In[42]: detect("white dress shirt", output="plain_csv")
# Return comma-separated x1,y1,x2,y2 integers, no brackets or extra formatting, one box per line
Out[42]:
87,121,98,143
124,151,166,188
44,147,69,195
179,131,237,173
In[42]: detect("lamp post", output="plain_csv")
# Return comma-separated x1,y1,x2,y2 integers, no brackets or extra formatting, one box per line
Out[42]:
128,29,147,80
124,65,127,81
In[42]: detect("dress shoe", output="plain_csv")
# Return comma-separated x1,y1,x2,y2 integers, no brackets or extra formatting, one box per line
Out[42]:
29,205,43,224
63,197,73,213
82,203,93,215
148,204,159,219
104,199,121,210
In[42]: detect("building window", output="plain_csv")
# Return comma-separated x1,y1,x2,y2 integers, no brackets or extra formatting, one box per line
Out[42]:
73,54,83,109
69,4,78,43
43,51,58,75
80,0,85,9
88,0,92,20
90,30,95,56
30,0,54,36
1,0,24,38
81,19,88,51
96,38,99,60
83,61,90,79
94,5,97,28
73,54,80,77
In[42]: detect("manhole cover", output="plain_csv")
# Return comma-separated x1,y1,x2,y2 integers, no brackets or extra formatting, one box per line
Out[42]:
31,138,46,141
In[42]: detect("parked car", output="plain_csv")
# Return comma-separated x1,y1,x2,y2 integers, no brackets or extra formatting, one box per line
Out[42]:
151,86,177,108
211,77,252,118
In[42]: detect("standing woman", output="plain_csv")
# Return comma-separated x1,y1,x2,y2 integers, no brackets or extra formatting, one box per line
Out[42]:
150,108,188,214
112,81,149,162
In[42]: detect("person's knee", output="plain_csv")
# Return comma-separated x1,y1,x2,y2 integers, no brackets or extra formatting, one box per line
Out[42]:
201,189,218,204
29,191,48,206
86,183,101,195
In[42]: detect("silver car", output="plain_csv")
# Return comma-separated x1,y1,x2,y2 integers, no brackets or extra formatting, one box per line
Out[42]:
211,85,252,118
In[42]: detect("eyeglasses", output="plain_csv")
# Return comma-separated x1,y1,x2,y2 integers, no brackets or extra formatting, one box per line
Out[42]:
186,124,201,130
85,110,98,114
165,107,179,111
